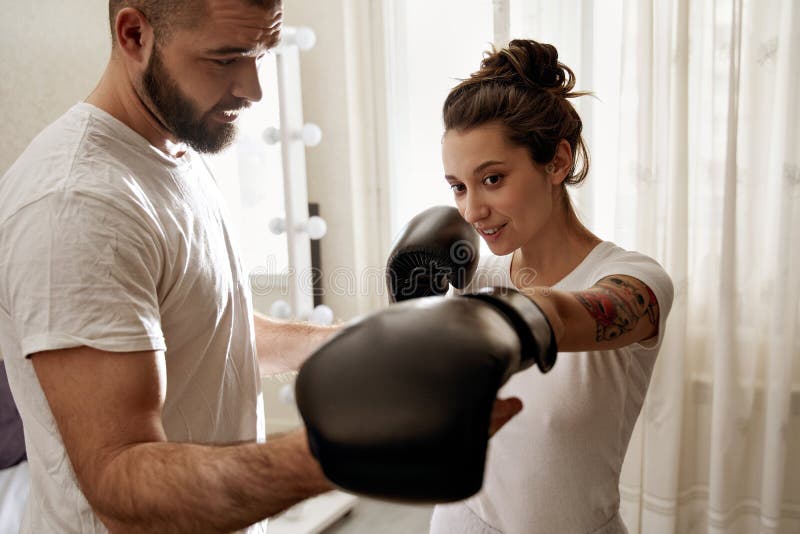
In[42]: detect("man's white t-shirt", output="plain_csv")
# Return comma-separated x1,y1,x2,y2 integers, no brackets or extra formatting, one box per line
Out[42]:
0,103,265,533
432,243,673,534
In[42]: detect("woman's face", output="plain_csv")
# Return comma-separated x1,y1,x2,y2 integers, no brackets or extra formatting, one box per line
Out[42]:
442,122,557,256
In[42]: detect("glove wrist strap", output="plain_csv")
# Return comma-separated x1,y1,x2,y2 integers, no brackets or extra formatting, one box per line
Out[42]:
463,286,558,373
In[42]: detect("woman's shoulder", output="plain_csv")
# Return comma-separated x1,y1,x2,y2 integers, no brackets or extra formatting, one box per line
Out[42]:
589,241,675,313
590,241,668,274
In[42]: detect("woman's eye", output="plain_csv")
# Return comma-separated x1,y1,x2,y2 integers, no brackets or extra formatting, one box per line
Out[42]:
483,174,502,186
449,183,466,193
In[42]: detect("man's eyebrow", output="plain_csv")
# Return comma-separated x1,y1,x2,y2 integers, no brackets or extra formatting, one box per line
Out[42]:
204,46,257,55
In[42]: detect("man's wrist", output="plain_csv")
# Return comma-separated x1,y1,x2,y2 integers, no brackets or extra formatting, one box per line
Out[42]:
311,324,340,350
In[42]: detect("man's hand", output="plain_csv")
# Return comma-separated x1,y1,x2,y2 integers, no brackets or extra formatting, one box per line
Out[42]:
488,397,523,436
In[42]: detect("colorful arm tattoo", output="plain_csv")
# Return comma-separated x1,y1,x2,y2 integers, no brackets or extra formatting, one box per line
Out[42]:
574,276,659,342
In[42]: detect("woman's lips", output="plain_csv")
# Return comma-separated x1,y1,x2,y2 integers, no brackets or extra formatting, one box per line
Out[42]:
477,223,508,242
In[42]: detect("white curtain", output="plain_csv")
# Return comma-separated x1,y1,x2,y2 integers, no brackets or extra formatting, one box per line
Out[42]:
384,0,800,531
505,0,800,532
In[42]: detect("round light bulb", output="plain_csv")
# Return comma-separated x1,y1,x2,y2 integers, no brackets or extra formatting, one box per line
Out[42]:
308,304,334,326
301,123,322,147
305,216,327,240
262,126,281,145
269,299,292,319
278,383,296,405
294,27,317,50
268,217,286,235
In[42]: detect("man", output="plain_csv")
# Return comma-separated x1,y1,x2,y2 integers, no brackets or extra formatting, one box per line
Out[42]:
0,0,526,530
0,1,336,532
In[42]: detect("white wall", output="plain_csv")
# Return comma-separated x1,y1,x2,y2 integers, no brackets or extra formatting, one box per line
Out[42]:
285,0,391,321
0,0,110,174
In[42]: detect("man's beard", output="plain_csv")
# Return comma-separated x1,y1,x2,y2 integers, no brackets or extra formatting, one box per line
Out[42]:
141,47,246,154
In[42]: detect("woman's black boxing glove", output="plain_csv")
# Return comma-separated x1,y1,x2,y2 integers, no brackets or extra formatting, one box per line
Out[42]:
295,286,556,502
385,206,480,302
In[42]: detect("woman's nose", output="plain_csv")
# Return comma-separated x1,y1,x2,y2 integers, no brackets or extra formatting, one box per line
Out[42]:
462,192,489,224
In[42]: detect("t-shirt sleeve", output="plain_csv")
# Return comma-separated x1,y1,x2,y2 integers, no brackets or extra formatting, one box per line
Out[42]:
590,251,674,351
0,190,166,358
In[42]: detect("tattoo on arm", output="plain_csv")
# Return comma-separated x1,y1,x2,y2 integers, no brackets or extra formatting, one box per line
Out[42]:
574,276,659,342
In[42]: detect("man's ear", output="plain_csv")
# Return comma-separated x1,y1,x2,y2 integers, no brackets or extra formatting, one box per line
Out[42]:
114,7,154,67
548,139,573,185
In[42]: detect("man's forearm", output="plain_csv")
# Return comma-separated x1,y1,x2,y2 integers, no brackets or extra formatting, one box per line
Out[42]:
90,430,331,533
254,312,340,375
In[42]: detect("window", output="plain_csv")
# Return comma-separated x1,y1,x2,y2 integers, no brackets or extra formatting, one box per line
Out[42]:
383,0,493,238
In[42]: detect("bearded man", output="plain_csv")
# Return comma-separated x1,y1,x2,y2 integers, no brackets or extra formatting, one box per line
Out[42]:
0,1,337,532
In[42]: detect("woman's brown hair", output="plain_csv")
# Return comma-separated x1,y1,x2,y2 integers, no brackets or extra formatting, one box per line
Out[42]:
443,40,591,190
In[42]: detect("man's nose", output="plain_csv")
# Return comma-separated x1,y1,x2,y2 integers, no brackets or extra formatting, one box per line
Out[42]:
231,59,263,103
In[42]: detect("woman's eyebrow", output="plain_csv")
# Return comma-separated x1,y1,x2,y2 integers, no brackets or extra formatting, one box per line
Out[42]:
472,160,504,175
445,160,505,181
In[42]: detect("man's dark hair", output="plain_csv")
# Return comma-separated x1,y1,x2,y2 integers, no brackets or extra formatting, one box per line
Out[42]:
108,0,281,46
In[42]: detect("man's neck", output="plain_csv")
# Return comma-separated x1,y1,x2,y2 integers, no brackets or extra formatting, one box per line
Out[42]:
85,61,185,158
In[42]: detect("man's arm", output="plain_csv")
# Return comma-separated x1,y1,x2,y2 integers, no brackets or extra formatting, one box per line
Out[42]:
523,274,661,353
32,346,331,534
253,312,339,375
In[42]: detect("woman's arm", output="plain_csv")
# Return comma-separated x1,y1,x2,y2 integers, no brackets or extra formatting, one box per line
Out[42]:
523,274,661,353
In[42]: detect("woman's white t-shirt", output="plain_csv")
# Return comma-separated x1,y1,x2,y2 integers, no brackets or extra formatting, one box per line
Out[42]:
432,242,673,534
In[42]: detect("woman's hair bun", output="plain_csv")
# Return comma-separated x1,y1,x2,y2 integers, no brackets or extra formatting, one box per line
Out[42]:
443,39,591,188
478,39,577,97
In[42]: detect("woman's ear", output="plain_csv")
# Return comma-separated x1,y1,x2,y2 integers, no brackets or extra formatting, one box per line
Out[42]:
547,139,573,185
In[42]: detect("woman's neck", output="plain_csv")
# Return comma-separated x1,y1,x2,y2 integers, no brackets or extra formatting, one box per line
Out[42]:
511,199,601,288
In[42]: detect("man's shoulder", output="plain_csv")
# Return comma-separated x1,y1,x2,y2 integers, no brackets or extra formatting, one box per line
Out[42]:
0,104,161,225
1,108,82,221
3,104,92,177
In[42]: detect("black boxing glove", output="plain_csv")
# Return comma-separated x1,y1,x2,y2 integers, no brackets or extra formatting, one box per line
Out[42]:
295,286,557,502
385,206,480,302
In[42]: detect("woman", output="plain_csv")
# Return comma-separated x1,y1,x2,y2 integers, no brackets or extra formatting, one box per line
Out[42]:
430,40,674,534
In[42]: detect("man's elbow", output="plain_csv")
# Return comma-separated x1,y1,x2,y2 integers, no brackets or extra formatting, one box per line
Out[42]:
74,448,151,532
